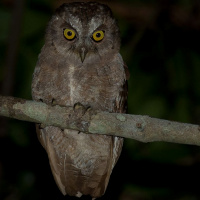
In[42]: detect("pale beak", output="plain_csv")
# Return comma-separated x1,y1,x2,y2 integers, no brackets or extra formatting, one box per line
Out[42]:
79,47,87,63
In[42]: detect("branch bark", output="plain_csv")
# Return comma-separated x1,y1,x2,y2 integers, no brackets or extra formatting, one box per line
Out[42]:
0,95,200,146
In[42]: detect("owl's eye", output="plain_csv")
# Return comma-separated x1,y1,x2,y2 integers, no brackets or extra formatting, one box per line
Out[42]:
92,30,104,42
63,29,76,40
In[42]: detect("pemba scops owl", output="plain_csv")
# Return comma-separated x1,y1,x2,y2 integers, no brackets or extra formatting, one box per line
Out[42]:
32,2,129,199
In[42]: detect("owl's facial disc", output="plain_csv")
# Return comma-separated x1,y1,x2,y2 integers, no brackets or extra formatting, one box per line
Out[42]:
78,30,104,62
63,26,104,63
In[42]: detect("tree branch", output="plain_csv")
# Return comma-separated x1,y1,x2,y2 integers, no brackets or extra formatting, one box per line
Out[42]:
0,95,200,146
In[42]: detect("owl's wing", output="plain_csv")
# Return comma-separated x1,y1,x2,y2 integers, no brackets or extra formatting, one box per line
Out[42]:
124,62,130,81
111,61,129,168
37,125,117,198
119,62,129,113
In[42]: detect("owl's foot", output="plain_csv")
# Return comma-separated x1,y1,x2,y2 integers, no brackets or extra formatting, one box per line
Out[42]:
74,102,85,110
73,103,89,128
74,103,92,112
73,102,87,114
86,106,92,112
38,98,57,106
51,98,57,106
37,123,47,129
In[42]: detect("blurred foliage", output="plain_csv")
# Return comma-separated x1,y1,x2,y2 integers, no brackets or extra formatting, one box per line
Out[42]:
1,0,200,199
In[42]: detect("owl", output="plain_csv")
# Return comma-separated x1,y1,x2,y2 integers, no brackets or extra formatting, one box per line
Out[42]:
32,2,129,199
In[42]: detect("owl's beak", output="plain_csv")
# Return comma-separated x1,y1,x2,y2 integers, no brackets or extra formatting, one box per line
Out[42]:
79,47,87,63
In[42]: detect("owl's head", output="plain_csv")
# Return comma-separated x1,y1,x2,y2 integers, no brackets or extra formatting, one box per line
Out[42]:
45,2,120,65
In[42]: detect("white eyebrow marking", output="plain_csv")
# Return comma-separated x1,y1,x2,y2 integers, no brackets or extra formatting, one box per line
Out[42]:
89,18,102,34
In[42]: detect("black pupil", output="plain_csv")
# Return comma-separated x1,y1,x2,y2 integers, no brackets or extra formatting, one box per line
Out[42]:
67,31,72,36
96,33,101,38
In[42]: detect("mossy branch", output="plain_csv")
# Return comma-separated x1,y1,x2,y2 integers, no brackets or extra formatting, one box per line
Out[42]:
0,95,200,146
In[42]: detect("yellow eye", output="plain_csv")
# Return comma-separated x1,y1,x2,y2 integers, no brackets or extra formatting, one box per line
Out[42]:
92,30,104,42
63,29,76,40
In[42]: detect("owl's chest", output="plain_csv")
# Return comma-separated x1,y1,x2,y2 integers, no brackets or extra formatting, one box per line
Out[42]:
36,59,124,111
65,63,122,110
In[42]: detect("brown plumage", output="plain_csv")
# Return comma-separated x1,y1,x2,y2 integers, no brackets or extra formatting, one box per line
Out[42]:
32,2,129,199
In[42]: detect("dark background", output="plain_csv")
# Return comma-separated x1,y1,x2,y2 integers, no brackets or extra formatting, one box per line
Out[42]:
1,0,200,199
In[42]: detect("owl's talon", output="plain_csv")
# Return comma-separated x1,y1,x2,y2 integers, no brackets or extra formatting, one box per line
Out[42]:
39,123,46,129
51,98,57,106
73,102,85,110
86,106,92,111
73,102,87,116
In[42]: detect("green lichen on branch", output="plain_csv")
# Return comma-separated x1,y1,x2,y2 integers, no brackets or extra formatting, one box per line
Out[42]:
1,95,200,146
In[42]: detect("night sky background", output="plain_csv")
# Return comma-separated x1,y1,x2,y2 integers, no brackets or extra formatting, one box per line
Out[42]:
1,0,200,199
